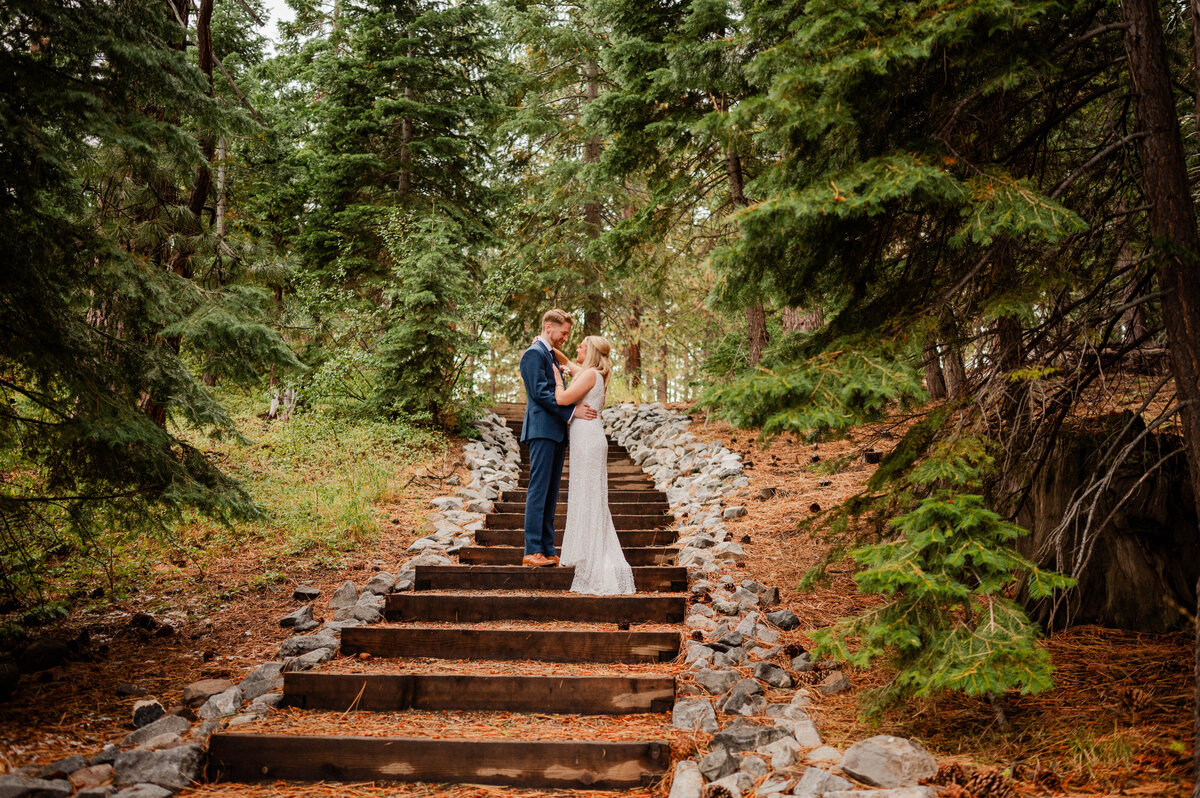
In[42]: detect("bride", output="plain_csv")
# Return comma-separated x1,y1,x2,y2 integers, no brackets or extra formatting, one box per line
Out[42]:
548,335,635,595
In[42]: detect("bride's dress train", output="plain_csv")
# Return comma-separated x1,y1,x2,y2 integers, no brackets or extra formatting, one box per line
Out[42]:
559,374,635,595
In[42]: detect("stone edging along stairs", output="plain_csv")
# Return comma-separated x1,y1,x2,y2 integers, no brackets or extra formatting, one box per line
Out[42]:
204,403,685,790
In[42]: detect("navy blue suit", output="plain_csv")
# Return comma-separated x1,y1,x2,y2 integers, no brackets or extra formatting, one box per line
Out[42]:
520,341,574,557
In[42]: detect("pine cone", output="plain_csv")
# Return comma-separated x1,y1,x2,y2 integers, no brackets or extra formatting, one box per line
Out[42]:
936,785,972,798
930,762,967,785
702,785,735,798
690,629,704,641
965,768,1014,798
793,669,822,686
1118,686,1152,714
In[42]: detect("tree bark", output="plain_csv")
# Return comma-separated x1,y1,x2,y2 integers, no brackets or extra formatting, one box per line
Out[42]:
582,59,603,336
657,339,668,403
1124,1,1200,786
781,306,823,332
626,299,643,389
924,337,947,400
398,47,413,200
215,135,228,242
943,340,968,400
726,141,769,366
746,303,768,367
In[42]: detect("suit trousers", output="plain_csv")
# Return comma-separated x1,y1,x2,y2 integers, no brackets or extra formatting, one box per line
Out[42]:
523,436,566,557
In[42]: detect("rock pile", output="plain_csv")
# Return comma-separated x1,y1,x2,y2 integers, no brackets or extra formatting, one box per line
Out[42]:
395,412,520,578
604,403,943,798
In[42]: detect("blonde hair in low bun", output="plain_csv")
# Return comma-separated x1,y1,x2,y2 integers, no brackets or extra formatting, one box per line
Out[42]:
581,335,612,385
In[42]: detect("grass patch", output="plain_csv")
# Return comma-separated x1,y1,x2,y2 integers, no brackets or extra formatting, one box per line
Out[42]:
43,387,449,604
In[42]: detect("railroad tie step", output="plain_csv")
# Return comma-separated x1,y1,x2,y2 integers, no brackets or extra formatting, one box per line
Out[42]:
457,546,677,567
412,564,688,592
281,672,676,713
385,592,686,623
474,528,678,547
340,626,682,663
207,734,670,789
483,513,671,531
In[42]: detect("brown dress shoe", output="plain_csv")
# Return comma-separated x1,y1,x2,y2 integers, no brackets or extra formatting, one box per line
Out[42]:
522,553,552,567
546,555,561,566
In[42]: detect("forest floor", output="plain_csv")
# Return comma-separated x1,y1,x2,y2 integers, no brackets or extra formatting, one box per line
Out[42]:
0,391,1192,797
679,402,1193,797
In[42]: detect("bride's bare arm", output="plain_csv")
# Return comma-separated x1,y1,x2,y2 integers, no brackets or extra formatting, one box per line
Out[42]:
553,366,596,406
550,346,581,376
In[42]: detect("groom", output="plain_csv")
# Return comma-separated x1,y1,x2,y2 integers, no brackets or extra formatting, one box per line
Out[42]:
519,309,597,567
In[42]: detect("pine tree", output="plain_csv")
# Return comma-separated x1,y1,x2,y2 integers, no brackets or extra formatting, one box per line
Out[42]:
0,0,275,605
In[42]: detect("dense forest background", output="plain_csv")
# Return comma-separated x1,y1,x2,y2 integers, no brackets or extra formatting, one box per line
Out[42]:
4,0,1200,783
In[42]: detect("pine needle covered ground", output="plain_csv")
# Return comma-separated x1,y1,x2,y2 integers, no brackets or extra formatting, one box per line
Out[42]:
0,389,455,771
680,402,1193,796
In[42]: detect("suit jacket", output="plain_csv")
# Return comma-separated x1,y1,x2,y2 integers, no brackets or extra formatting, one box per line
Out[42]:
520,341,574,443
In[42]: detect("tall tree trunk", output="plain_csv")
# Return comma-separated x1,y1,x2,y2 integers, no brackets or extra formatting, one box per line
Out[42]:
626,298,643,389
943,340,968,400
582,59,603,336
657,339,668,403
1125,2,1200,785
398,49,413,200
924,337,947,400
726,141,768,366
781,306,823,332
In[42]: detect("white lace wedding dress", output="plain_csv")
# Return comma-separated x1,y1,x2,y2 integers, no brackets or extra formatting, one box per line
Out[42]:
559,373,636,595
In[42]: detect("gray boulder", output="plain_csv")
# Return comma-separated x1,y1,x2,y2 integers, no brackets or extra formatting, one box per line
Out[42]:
197,686,243,720
278,633,338,658
706,772,752,797
667,760,703,798
238,662,284,700
333,605,382,624
280,605,316,630
362,572,396,596
793,766,853,798
766,609,800,630
738,755,768,778
75,787,117,798
112,786,172,798
759,586,781,607
292,584,321,601
840,735,938,788
329,580,358,609
695,667,740,695
283,647,335,672
34,755,86,780
122,714,191,747
0,775,73,797
710,719,788,753
113,744,203,789
698,747,736,781
752,662,792,688
671,698,718,733
816,670,852,695
720,678,765,716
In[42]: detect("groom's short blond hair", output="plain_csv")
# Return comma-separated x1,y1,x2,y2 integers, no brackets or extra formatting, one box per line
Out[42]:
541,309,573,327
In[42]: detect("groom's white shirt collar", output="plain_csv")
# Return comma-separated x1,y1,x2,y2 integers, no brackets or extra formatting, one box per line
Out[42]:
536,335,554,354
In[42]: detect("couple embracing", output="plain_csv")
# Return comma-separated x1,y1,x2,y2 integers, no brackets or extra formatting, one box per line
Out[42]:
518,309,635,596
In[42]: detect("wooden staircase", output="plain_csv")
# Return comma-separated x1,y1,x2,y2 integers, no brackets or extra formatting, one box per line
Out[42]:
205,402,683,790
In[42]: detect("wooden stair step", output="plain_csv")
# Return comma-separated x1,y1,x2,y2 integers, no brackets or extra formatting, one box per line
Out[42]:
503,489,665,502
458,546,676,566
385,593,685,623
475,528,678,547
413,565,687,592
492,501,667,514
207,733,669,789
282,672,675,713
484,513,670,531
340,627,681,663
